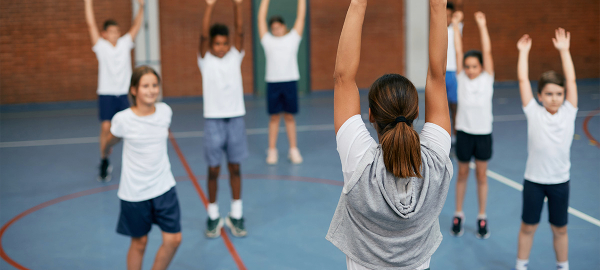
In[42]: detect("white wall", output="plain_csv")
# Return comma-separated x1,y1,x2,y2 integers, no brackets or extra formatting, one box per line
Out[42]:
133,0,161,75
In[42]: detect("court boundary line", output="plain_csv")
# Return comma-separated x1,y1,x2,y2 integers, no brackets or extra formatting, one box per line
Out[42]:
582,107,600,149
468,163,600,227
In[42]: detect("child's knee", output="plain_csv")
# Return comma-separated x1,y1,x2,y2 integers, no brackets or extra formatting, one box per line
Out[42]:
283,113,294,122
520,223,538,235
228,163,240,176
208,167,220,178
164,233,182,248
131,236,148,250
551,225,568,236
269,114,281,123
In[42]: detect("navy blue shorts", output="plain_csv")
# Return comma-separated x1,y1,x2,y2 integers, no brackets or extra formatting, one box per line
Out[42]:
116,187,181,238
446,71,458,104
267,81,298,115
522,180,569,227
456,131,493,162
204,117,249,167
99,95,129,121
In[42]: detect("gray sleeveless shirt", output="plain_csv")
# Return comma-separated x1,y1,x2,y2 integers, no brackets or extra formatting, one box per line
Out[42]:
326,139,453,270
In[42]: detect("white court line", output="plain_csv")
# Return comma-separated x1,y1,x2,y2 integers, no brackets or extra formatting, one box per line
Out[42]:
0,124,336,148
468,163,600,228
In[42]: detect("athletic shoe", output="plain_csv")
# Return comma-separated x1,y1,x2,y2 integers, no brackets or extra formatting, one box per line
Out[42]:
450,216,464,237
266,148,278,165
225,215,247,237
97,158,112,182
205,217,224,238
476,218,490,239
288,148,303,164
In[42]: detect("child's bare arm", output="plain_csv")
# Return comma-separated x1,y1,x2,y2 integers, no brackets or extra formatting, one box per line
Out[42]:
84,0,100,45
293,0,307,36
517,34,533,107
424,0,451,134
200,0,217,58
128,0,145,39
333,0,367,134
232,0,244,52
475,12,493,74
553,28,577,107
452,11,463,74
257,0,269,39
102,133,121,158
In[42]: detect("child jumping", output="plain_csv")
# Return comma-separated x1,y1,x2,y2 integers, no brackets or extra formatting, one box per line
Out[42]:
258,0,306,165
84,0,145,182
327,0,453,269
198,0,248,238
103,66,182,270
450,11,494,239
513,28,578,270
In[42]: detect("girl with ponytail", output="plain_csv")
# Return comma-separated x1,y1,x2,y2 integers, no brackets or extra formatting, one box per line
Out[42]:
326,0,453,269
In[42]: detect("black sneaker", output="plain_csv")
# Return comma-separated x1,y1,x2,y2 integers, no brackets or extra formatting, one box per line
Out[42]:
476,218,490,239
225,215,247,237
451,216,464,237
97,158,112,182
205,217,224,238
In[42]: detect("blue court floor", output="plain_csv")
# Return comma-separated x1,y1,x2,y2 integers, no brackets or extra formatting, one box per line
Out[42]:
1,81,599,269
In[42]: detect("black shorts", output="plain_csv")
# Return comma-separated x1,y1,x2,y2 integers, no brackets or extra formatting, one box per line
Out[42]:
116,187,181,238
98,95,129,121
267,81,298,115
521,180,569,227
456,131,493,162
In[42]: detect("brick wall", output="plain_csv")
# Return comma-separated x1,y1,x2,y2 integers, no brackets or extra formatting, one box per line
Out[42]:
459,0,599,81
310,0,406,91
159,0,254,98
0,0,131,104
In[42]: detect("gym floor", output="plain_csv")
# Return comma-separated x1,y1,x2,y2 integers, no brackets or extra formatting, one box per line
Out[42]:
1,80,599,270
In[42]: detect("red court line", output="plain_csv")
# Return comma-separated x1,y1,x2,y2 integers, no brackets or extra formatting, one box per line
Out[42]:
168,131,247,270
582,107,600,149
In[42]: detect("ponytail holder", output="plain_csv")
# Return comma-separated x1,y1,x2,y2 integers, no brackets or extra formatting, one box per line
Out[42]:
395,116,413,126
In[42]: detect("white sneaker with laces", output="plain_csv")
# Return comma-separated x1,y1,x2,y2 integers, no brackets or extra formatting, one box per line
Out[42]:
266,148,278,164
288,148,303,164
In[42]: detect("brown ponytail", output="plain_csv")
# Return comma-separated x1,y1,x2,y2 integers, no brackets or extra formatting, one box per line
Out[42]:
129,66,161,107
368,74,422,178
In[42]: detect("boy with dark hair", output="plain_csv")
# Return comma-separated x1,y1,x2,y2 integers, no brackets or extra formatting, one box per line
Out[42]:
513,28,578,270
258,0,306,165
198,0,248,238
84,0,145,182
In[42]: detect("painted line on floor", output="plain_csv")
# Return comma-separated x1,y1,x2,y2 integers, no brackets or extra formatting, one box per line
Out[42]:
468,163,600,227
167,131,247,270
582,107,600,149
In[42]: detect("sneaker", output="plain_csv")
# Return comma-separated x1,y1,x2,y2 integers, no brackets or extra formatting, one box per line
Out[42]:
97,158,112,182
266,148,278,165
205,217,224,238
476,218,490,239
225,215,247,237
288,148,303,164
450,216,464,237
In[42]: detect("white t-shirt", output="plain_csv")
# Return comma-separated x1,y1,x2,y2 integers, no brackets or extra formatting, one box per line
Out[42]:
110,102,176,202
523,100,578,184
336,115,451,270
92,34,134,96
455,71,494,135
261,30,302,82
446,23,463,72
197,48,246,118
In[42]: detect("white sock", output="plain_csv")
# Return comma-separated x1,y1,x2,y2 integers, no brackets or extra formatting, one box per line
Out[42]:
230,199,243,219
557,261,569,270
454,211,464,218
477,213,487,220
515,259,529,270
208,203,220,220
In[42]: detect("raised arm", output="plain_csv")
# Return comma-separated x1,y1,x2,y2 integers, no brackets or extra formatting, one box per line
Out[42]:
475,12,493,74
232,0,244,51
258,0,270,39
517,34,533,107
84,0,100,45
452,11,464,74
553,28,577,107
293,0,307,36
200,0,217,58
128,0,145,39
424,0,451,134
333,0,367,133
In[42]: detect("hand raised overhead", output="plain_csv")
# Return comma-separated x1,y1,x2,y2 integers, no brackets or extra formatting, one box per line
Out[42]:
552,28,570,52
451,11,463,25
474,11,486,26
517,34,532,52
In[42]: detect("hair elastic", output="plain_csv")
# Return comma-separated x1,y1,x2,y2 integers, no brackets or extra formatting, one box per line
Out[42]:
395,116,413,125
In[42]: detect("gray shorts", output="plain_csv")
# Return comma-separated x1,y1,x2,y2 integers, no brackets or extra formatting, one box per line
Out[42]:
204,117,248,167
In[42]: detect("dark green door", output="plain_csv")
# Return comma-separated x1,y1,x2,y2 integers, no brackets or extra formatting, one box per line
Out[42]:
252,0,310,97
